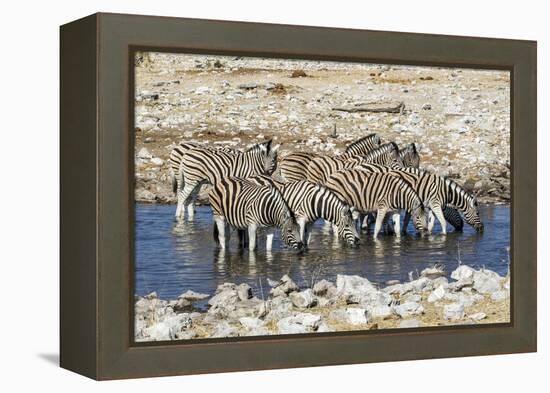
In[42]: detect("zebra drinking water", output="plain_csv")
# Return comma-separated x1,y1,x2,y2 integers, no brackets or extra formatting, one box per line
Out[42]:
246,176,360,246
356,163,464,233
325,170,428,238
390,168,483,234
175,140,279,219
209,177,303,251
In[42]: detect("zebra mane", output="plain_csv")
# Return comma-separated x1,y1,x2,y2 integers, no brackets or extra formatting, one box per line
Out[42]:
389,141,399,152
344,133,380,152
245,139,273,154
266,183,296,219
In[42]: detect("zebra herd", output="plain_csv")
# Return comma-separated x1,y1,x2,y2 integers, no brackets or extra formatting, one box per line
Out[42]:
167,133,484,252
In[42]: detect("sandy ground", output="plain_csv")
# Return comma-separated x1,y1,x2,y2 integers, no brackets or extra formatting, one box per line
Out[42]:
134,52,510,205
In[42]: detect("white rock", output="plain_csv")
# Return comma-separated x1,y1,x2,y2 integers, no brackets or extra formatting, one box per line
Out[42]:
469,312,487,321
137,147,152,159
428,285,446,303
239,317,264,330
368,305,393,319
236,283,253,301
150,157,164,166
194,86,211,94
473,270,502,294
270,275,299,297
145,322,172,341
451,265,475,281
394,302,424,318
330,308,369,325
336,274,377,303
212,321,239,338
178,290,209,301
277,313,321,334
317,322,334,333
444,303,465,321
313,279,336,297
289,289,317,308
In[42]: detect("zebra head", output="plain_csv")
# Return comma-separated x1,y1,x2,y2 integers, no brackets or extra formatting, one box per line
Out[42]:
387,143,405,168
401,143,420,168
463,197,484,232
335,208,360,246
410,202,429,235
280,215,304,250
445,179,484,232
258,140,279,175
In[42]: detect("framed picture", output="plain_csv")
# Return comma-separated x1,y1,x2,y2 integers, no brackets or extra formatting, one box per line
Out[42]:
60,13,536,380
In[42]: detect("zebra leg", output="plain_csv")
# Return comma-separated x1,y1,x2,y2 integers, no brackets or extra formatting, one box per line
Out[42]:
297,217,308,243
305,222,313,246
428,210,436,233
185,183,202,221
238,230,248,248
266,233,274,251
392,212,401,237
432,206,447,235
214,215,228,249
176,183,196,219
174,172,186,219
248,224,258,251
401,211,411,234
373,208,388,239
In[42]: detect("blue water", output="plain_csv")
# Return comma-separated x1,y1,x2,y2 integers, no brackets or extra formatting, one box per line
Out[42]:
135,204,510,300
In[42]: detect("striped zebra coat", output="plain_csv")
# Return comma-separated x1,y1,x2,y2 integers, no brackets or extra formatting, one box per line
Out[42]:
279,134,381,182
388,167,483,234
356,163,464,233
306,142,403,185
175,140,279,219
246,176,360,246
209,177,303,251
325,170,428,238
168,141,239,194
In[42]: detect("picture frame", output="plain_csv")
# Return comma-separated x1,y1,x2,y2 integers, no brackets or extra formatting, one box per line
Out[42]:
60,12,536,380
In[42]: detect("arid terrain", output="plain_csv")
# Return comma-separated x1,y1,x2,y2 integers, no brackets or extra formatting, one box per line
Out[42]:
134,53,510,204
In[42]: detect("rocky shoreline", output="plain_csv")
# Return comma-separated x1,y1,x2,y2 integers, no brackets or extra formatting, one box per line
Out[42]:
135,264,510,341
134,53,510,206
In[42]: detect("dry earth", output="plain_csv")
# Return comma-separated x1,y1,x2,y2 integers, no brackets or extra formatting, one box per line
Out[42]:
134,53,510,204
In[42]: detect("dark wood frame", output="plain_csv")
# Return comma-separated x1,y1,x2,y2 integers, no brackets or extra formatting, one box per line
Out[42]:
60,12,537,380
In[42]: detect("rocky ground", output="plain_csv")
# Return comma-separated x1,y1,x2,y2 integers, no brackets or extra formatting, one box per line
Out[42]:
135,263,510,341
134,52,511,205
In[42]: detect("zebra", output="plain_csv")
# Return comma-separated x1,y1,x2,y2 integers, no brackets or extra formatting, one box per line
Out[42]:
175,140,279,219
168,141,240,217
343,133,382,156
325,170,428,239
245,176,360,246
389,168,483,234
209,177,303,251
306,142,403,185
279,133,381,182
356,163,464,233
399,143,420,168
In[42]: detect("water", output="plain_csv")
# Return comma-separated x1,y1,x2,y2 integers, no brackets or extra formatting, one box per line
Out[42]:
135,204,510,301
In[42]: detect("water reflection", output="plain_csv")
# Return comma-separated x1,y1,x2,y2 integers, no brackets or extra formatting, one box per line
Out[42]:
135,203,510,300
